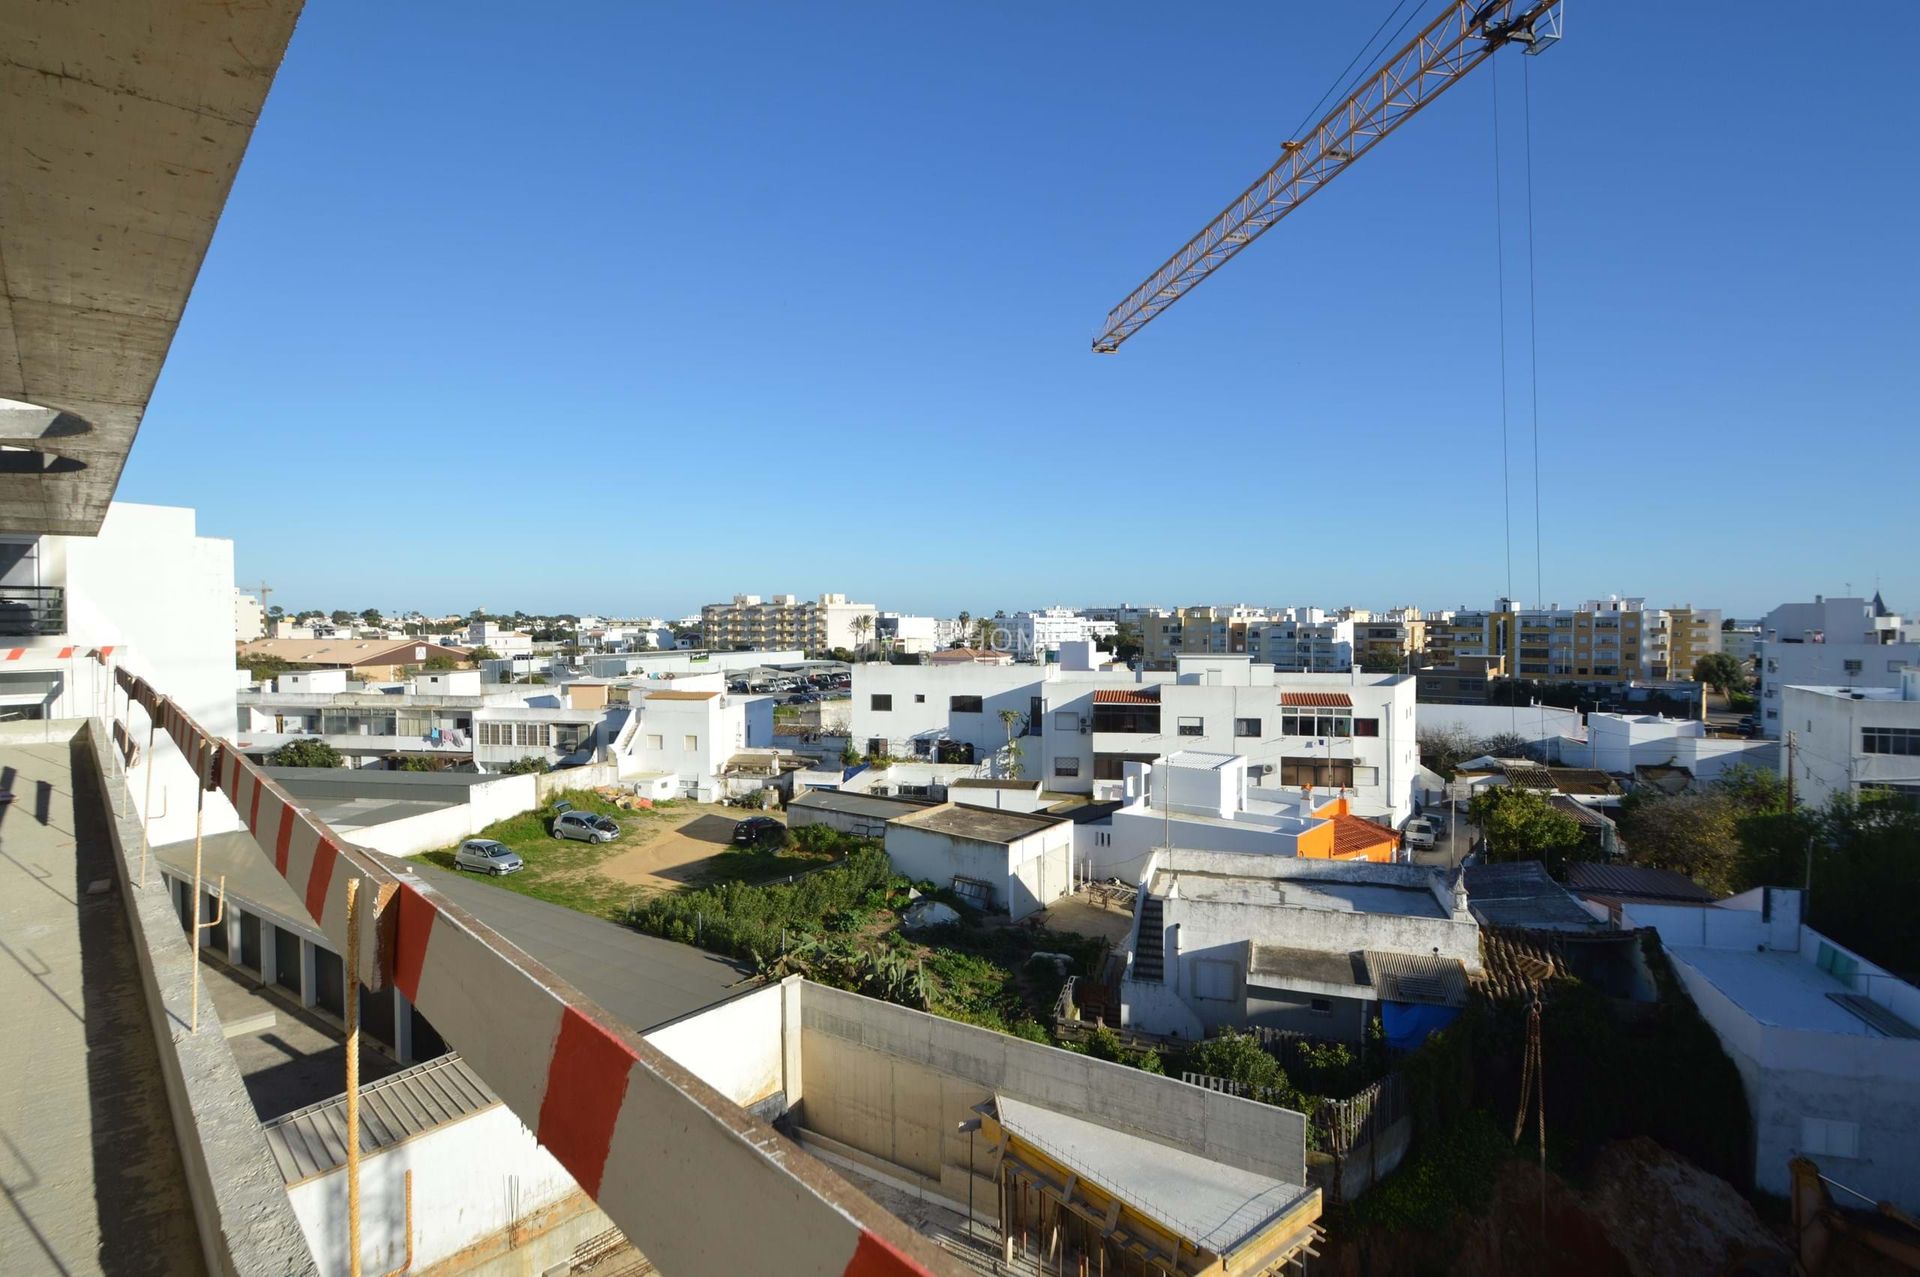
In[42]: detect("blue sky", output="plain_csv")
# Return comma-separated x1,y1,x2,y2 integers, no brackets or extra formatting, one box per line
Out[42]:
124,2,1919,620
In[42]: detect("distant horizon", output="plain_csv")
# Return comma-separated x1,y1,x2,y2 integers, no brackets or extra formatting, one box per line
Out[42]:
245,590,1896,627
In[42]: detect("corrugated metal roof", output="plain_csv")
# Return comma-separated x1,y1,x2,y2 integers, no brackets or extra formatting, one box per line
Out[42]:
1092,688,1159,704
262,1053,497,1184
1565,862,1714,902
1363,951,1469,1007
1279,692,1352,707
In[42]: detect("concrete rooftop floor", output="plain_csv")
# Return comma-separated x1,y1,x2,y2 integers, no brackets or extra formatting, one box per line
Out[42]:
0,735,205,1275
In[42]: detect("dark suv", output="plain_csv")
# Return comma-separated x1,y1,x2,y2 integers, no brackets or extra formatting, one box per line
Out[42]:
732,816,787,848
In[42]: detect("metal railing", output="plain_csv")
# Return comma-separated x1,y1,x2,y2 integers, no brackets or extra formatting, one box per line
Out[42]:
0,585,64,637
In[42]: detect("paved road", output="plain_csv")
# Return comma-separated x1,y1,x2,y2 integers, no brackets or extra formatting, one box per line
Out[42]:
390,856,758,1032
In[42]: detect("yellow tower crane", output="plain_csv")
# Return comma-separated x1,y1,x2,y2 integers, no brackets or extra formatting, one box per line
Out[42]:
1093,0,1565,353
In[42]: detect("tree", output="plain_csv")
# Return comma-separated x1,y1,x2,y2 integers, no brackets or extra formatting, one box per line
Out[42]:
851,614,874,659
1693,652,1748,698
268,604,285,619
360,607,383,626
1468,787,1586,876
1187,1030,1289,1094
272,739,343,769
422,654,458,671
1475,731,1537,761
972,616,997,651
467,645,501,663
996,707,1025,779
1360,648,1404,674
1617,790,1741,895
1100,621,1144,663
498,756,551,775
330,609,354,625
1417,725,1476,777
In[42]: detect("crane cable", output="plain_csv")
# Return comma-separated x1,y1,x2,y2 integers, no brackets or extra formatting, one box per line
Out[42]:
1492,57,1517,737
1523,56,1549,752
1286,0,1434,145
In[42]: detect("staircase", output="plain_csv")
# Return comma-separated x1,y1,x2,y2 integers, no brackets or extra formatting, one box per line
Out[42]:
1132,896,1165,982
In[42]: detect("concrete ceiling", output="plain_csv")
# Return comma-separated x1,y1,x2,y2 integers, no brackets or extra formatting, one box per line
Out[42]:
0,0,305,535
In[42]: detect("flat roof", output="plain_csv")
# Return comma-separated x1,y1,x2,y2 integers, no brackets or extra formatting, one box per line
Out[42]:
1166,749,1239,770
889,801,1066,844
644,689,719,701
1462,862,1604,932
789,790,937,820
1669,946,1894,1035
1151,868,1446,918
1250,945,1367,989
949,777,1042,791
994,1095,1314,1258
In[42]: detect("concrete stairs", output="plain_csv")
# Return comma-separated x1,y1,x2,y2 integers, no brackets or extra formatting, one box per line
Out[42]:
1133,896,1165,982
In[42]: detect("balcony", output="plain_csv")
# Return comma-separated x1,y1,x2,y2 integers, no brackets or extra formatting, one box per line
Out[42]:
0,585,65,638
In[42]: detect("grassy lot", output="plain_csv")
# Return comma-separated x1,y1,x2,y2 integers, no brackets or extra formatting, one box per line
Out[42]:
430,795,1117,1047
417,790,838,919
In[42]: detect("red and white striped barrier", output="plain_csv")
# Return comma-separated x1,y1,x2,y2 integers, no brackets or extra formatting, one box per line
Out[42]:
3,644,116,660
113,671,947,1277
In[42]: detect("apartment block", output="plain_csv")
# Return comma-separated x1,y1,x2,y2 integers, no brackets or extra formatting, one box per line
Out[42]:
1758,595,1920,736
700,592,877,656
1780,671,1920,809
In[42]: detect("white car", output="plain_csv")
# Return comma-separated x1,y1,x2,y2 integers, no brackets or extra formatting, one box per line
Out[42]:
1403,817,1441,851
454,839,524,875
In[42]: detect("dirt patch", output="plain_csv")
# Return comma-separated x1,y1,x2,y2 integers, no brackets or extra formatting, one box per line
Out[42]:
597,805,773,890
1032,893,1136,945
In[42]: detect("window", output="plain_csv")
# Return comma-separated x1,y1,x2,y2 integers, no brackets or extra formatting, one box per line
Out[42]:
1862,727,1920,756
683,734,699,751
554,724,590,753
1353,717,1380,737
1280,712,1351,738
1093,830,1111,848
1352,765,1379,786
1054,757,1081,778
870,694,892,711
1309,998,1333,1016
1800,1117,1859,1159
1843,659,1864,675
950,695,984,713
914,693,925,703
1235,717,1260,738
913,737,931,756
1177,716,1204,737
1092,705,1160,734
645,734,663,749
1280,757,1356,789
1054,711,1080,732
1194,959,1238,1002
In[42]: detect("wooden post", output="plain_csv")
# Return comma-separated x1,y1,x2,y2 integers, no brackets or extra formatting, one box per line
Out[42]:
346,876,363,1277
138,716,156,888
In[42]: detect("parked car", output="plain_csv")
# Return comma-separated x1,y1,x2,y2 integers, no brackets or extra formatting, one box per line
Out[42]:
1403,817,1440,851
454,839,524,875
552,809,620,843
732,816,787,848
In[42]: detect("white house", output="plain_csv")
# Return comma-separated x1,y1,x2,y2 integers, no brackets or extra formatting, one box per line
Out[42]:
1757,595,1920,737
1625,888,1920,1210
1,501,241,846
234,589,266,643
852,652,1421,824
1081,753,1402,887
1780,671,1920,809
616,687,773,801
1579,712,1780,782
883,803,1075,920
1118,849,1479,1043
465,619,534,655
1010,608,1117,660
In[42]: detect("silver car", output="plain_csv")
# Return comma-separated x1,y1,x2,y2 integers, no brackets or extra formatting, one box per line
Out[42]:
552,810,620,843
454,838,524,875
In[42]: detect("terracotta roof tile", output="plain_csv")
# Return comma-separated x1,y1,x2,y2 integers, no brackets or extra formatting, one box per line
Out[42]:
1280,692,1353,707
1329,812,1399,857
1092,688,1160,704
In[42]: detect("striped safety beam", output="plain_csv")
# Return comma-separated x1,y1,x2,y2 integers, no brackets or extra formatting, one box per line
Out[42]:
2,644,117,661
114,672,949,1277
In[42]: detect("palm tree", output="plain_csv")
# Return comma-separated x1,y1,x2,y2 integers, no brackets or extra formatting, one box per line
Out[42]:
997,707,1025,779
852,613,874,659
956,611,971,649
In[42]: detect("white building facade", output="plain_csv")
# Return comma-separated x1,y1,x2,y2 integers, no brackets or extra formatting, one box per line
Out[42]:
1758,596,1920,736
1780,672,1920,809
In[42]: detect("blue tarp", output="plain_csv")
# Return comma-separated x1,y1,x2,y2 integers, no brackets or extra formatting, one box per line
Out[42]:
1382,1001,1461,1051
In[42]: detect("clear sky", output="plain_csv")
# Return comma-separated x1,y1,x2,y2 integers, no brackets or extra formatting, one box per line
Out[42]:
122,2,1919,620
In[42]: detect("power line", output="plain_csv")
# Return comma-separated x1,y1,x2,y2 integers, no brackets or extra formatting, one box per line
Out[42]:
1523,56,1547,750
1286,0,1429,143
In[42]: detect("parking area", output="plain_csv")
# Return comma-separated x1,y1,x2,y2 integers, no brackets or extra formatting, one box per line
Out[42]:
1409,803,1474,869
594,805,775,890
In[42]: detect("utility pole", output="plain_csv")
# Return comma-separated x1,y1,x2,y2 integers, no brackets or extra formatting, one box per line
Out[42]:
1785,730,1796,811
